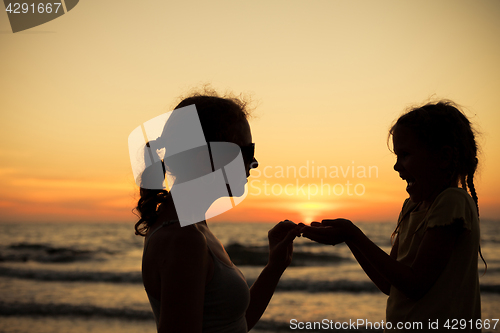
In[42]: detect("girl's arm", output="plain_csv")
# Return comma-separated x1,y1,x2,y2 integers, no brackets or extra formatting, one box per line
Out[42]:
156,226,211,333
344,235,398,295
245,221,298,330
301,219,461,300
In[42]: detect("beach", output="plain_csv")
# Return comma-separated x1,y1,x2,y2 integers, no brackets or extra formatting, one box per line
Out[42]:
1,221,499,332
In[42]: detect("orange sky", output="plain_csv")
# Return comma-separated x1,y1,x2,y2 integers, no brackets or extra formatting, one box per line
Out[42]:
1,0,499,224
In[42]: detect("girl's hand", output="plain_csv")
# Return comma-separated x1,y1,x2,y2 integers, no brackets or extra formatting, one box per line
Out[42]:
267,220,300,271
300,218,356,246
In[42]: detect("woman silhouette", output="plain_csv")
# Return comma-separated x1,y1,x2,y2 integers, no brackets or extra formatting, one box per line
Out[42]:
134,91,299,333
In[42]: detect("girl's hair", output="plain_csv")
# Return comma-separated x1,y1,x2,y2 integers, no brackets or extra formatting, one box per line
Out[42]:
389,100,480,213
388,100,486,271
134,89,251,236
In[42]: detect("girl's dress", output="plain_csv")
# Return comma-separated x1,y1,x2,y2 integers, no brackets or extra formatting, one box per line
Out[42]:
386,187,481,332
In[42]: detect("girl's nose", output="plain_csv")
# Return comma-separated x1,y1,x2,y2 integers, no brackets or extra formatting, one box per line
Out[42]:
250,158,259,169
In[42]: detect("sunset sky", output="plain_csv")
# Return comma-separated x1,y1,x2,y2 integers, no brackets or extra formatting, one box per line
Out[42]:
1,0,499,224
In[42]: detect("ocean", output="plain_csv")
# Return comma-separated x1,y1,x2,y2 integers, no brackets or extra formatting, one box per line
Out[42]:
1,221,499,333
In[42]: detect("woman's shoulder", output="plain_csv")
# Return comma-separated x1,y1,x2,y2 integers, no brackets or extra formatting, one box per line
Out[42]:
142,223,212,302
147,222,209,256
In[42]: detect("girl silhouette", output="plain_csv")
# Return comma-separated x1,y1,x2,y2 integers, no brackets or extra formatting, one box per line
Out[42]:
300,101,483,332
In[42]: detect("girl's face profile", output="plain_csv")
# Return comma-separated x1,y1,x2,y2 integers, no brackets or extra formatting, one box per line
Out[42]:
392,126,448,205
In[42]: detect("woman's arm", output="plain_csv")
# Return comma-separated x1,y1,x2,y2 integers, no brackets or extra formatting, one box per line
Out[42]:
156,226,211,333
245,221,298,330
301,219,461,300
245,264,286,330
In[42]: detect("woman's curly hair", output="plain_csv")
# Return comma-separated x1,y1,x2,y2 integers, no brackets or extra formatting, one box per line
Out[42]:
134,88,252,236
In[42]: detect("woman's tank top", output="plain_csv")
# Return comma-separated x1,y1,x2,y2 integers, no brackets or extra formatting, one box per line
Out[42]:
143,221,250,332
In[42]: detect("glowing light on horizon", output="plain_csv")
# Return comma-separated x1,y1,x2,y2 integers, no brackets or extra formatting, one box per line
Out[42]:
294,201,339,223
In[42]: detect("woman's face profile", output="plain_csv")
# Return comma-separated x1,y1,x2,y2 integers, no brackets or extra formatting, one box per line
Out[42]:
237,119,258,178
168,118,258,200
220,118,258,198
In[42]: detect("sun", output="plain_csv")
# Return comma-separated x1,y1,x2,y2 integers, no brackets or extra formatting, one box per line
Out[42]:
295,201,337,224
302,216,314,224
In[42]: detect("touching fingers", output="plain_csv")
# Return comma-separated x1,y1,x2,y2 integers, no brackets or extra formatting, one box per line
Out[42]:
300,226,322,240
277,220,297,230
284,227,299,243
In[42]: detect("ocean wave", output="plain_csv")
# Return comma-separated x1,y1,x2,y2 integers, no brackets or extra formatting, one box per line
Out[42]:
479,284,500,293
0,267,142,283
0,303,383,332
278,279,379,293
2,266,499,294
0,243,103,263
0,266,379,292
226,243,347,266
0,267,373,292
0,241,344,267
0,301,153,319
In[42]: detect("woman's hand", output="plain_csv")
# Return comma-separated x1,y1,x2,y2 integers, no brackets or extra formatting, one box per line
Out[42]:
267,220,300,271
299,218,356,246
246,220,300,330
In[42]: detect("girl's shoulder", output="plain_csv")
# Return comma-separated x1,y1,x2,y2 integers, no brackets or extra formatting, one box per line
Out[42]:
426,187,478,230
400,197,418,217
431,187,473,209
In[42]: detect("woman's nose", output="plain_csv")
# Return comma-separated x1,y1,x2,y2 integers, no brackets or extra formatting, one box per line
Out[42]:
393,158,401,172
